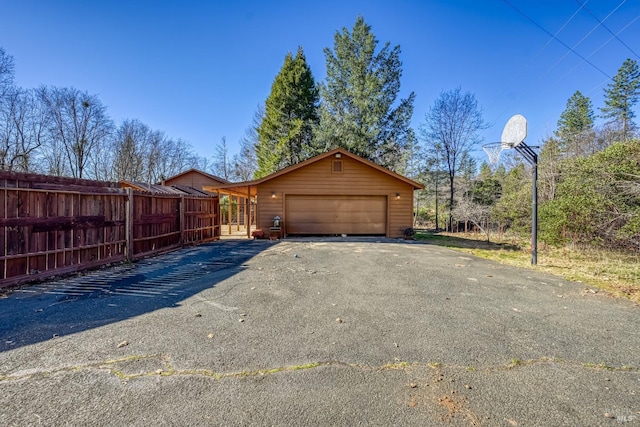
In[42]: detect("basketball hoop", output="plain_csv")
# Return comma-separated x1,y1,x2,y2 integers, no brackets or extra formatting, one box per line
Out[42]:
487,113,539,265
482,142,505,165
483,114,528,166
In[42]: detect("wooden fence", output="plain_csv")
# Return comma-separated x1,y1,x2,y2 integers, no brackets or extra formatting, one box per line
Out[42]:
0,172,219,288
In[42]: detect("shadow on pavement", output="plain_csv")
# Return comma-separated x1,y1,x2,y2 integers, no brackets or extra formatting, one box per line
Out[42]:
0,239,276,353
414,231,522,251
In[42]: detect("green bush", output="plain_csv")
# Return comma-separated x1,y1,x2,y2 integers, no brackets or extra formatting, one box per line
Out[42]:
539,141,640,248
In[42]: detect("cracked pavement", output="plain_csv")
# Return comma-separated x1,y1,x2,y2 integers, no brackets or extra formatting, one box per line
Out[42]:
1,238,639,426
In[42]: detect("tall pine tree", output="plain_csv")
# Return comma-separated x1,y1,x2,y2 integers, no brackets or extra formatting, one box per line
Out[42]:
255,47,319,178
317,16,415,171
600,58,640,142
555,90,594,157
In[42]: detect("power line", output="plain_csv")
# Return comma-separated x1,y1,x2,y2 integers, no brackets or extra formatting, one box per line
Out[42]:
528,9,639,141
496,1,628,142
558,14,640,84
540,5,617,86
487,2,636,144
502,0,612,80
537,0,587,54
576,0,640,60
485,2,588,121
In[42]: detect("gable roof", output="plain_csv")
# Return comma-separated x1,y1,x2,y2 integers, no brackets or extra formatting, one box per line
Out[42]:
163,168,230,185
203,148,424,195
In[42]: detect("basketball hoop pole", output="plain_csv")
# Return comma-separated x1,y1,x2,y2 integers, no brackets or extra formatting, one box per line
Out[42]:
513,142,538,265
496,114,537,265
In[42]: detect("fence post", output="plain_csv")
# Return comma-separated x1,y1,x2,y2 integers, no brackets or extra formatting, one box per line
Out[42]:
179,195,185,246
125,187,134,260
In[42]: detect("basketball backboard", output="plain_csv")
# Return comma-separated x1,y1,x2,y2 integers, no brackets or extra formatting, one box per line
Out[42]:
501,114,527,148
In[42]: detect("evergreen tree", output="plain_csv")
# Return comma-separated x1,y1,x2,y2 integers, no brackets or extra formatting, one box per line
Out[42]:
492,164,532,235
556,90,594,157
317,16,415,171
600,58,640,142
255,47,319,178
471,162,502,206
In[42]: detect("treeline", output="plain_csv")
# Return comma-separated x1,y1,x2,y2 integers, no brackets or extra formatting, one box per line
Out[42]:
3,17,638,251
430,59,640,250
2,16,418,184
0,47,255,183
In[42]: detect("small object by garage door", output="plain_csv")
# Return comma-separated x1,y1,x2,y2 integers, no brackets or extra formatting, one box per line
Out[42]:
269,216,282,240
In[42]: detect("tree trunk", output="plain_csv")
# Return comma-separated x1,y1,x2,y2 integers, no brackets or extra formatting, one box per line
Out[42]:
434,174,439,231
448,175,455,232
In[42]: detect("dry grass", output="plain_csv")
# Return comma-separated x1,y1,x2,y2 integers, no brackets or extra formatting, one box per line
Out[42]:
415,231,640,304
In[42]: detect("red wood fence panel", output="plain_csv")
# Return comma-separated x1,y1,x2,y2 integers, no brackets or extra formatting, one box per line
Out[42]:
131,192,181,257
1,172,219,288
183,195,219,244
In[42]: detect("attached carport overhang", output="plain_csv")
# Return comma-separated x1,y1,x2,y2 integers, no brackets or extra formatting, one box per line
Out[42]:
203,148,424,239
201,184,257,238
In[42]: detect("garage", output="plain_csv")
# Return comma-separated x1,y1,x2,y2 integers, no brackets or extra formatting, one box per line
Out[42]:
203,148,423,239
285,195,386,235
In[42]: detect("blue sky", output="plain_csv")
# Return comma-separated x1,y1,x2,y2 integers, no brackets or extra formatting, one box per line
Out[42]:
2,0,639,161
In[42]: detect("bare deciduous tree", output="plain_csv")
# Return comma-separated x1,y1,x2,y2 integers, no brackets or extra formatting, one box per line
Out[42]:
146,134,194,184
40,86,113,178
452,196,491,241
87,138,115,181
0,48,14,98
213,137,231,180
105,120,198,185
231,133,257,182
0,88,49,171
420,88,487,231
232,105,263,181
112,119,149,181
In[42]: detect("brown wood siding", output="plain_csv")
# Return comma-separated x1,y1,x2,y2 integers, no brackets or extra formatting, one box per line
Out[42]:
256,156,414,238
286,195,386,235
164,171,225,190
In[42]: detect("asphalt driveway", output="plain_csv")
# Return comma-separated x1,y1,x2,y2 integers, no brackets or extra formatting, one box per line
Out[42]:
1,238,638,426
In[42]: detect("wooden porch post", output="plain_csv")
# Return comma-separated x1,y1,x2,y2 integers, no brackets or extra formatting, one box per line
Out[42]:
236,195,240,231
246,186,251,238
216,190,221,238
227,193,231,235
255,190,259,235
